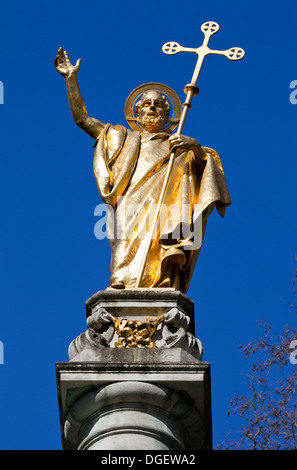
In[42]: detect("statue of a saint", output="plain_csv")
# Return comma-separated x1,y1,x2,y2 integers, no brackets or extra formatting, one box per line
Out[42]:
54,48,231,294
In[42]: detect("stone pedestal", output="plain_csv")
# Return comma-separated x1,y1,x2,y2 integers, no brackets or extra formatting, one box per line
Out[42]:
56,289,212,450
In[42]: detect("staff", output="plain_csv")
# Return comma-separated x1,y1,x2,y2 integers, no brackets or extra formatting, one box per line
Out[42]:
135,21,244,287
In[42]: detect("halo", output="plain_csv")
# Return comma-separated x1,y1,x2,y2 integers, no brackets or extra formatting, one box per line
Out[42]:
124,82,182,133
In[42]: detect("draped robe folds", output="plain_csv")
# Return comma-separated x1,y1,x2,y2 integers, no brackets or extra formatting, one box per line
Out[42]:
93,123,231,293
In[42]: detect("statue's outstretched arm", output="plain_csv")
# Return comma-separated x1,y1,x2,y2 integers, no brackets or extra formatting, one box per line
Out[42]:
54,48,104,140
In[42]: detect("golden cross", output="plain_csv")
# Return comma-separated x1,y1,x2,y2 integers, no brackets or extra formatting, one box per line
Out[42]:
162,21,245,115
135,22,244,287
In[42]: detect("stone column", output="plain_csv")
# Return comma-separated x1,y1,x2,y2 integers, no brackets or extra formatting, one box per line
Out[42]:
56,289,212,450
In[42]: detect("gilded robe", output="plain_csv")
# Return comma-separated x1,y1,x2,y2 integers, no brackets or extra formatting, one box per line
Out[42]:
93,123,231,293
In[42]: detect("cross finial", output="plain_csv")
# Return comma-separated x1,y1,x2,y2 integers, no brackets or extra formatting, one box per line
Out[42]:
162,21,245,93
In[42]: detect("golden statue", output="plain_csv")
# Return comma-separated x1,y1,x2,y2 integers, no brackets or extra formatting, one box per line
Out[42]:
54,42,232,294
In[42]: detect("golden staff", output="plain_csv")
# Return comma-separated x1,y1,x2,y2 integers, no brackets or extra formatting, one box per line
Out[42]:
135,21,244,287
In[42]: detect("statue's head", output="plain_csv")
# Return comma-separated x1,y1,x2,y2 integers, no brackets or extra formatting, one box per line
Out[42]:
135,90,171,133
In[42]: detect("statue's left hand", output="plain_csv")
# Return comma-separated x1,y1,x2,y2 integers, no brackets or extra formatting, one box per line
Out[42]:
169,134,206,166
169,134,200,153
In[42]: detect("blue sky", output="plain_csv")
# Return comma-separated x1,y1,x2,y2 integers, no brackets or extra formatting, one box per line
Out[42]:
0,0,296,450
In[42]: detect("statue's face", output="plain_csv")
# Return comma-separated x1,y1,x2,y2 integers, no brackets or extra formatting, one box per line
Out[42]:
136,91,170,133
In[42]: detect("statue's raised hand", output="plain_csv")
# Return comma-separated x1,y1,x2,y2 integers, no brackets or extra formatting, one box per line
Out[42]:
54,47,81,78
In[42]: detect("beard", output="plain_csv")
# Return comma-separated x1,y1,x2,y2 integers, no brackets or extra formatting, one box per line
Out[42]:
142,114,165,133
